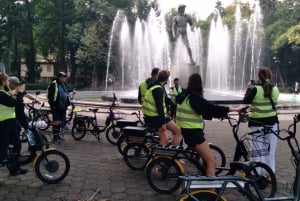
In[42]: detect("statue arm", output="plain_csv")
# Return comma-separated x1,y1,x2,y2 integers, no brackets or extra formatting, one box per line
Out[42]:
186,14,193,26
172,17,177,38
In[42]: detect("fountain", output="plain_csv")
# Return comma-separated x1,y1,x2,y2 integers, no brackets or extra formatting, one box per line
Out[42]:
205,9,230,90
103,1,265,103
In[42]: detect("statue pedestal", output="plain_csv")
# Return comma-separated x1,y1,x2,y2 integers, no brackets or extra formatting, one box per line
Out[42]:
170,63,200,88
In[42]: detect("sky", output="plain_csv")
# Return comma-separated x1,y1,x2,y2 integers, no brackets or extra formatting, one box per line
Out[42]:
157,0,254,20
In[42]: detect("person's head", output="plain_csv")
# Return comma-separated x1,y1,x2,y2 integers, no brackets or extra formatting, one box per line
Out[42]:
158,70,170,86
8,76,21,90
187,73,203,97
0,72,8,88
57,72,68,83
151,68,160,79
257,67,273,98
173,78,180,87
178,4,186,14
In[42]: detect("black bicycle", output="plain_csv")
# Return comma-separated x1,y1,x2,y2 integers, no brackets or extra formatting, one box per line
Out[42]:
3,123,70,184
145,142,226,194
179,114,300,201
71,93,122,141
26,91,51,131
105,111,144,145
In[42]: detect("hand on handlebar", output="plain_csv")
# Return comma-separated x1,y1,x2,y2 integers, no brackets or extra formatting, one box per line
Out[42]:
293,114,300,122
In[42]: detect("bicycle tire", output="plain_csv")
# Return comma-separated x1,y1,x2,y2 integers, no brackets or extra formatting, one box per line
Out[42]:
34,149,70,184
123,142,150,170
105,125,121,145
146,156,182,194
19,133,50,166
246,161,277,198
117,135,127,155
209,144,226,175
180,190,227,201
71,119,87,140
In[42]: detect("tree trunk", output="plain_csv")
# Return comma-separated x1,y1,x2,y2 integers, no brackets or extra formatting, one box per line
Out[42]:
91,63,98,89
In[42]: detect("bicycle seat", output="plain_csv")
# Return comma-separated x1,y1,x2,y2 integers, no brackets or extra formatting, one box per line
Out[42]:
89,108,98,113
123,126,147,136
116,120,138,128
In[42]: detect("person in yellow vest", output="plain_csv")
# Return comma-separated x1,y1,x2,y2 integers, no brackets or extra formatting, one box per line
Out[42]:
243,67,279,174
142,70,181,145
169,77,183,102
176,73,243,176
47,72,71,143
138,68,160,105
0,73,27,176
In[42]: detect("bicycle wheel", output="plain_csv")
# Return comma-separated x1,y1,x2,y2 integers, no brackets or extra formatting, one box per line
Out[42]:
196,144,226,175
209,144,226,175
71,119,87,140
180,190,227,201
146,156,182,194
246,161,277,198
123,142,150,170
19,132,50,166
117,135,127,156
105,125,121,145
34,149,70,184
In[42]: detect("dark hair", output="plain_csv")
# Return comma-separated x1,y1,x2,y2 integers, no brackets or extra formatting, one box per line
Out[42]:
0,72,8,87
187,73,203,97
158,70,170,82
174,78,179,82
151,68,160,77
258,67,273,98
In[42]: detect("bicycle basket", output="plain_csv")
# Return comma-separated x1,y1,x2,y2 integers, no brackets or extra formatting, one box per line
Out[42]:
241,134,270,157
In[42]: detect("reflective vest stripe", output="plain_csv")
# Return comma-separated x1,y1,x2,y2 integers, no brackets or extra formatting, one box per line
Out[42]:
139,81,147,104
142,85,166,116
0,90,16,121
176,96,203,129
249,86,279,118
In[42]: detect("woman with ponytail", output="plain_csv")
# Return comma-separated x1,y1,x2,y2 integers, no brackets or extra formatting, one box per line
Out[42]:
243,67,280,174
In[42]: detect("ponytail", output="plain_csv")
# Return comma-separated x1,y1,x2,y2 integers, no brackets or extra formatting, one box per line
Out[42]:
258,67,273,98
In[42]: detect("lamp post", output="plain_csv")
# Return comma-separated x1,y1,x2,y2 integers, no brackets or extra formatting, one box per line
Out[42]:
273,56,280,86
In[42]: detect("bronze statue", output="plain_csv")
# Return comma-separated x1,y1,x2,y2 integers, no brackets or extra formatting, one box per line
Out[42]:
172,4,196,65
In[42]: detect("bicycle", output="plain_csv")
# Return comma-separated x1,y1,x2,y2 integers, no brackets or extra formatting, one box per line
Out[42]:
145,107,276,196
116,111,145,154
179,113,300,201
2,122,70,184
106,110,144,145
71,93,122,141
65,90,77,124
26,91,51,131
145,142,226,194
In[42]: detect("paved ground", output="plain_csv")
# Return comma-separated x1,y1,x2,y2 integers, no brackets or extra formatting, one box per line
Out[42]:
0,110,299,201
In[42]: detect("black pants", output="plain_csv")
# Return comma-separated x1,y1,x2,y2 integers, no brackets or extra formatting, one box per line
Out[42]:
0,119,21,164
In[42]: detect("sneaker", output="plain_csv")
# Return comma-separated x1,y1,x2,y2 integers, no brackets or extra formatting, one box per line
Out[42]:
9,168,27,176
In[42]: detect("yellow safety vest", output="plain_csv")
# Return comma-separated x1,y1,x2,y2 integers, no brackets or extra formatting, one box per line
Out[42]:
0,90,16,121
173,86,182,96
47,80,58,101
139,81,148,104
176,96,203,129
142,85,166,117
249,86,279,118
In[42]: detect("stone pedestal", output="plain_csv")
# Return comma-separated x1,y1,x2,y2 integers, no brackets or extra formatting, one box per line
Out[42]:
170,63,200,88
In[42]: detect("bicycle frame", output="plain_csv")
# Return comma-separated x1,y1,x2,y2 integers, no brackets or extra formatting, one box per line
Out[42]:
180,116,300,201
